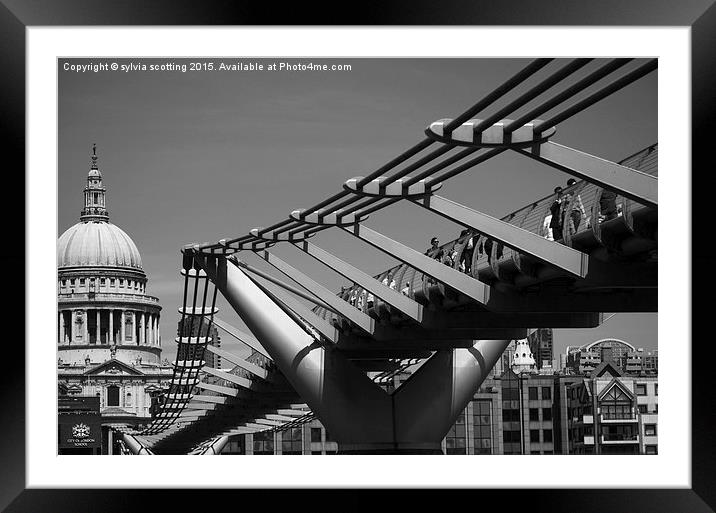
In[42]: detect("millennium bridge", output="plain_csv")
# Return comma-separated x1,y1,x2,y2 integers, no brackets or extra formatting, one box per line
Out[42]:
112,58,657,455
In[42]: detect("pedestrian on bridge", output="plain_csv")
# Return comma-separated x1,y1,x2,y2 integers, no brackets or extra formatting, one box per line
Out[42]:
550,186,564,242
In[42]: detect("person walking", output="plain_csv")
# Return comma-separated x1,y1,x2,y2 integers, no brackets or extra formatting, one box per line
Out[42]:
549,186,564,241
564,178,587,233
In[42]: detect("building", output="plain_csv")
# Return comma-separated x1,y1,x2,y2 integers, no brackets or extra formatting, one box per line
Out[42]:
528,328,554,369
566,361,658,455
57,145,173,442
564,338,658,376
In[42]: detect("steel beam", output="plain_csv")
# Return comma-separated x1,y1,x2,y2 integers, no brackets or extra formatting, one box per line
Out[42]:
266,413,303,422
213,317,272,360
202,366,254,389
204,344,269,380
293,240,424,323
194,381,240,397
258,250,375,334
254,418,285,427
276,409,309,417
412,194,588,277
341,224,489,307
519,141,657,208
193,394,228,405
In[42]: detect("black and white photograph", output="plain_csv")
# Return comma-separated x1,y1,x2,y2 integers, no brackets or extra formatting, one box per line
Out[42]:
56,57,659,457
7,12,710,510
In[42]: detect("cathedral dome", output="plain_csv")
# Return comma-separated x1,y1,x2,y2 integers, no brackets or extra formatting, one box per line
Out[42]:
58,221,143,270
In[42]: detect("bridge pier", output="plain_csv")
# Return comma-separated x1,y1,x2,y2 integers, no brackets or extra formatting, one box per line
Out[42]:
195,254,509,453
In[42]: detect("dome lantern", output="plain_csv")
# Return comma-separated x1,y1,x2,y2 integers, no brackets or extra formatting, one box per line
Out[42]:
80,143,109,223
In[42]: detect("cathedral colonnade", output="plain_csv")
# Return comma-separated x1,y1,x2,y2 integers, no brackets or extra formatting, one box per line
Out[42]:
58,308,161,347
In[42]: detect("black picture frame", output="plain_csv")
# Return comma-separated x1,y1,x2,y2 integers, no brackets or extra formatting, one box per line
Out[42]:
5,1,712,511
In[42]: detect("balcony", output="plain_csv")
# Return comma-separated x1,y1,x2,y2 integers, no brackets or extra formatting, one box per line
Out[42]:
58,292,159,305
600,413,638,423
600,434,639,444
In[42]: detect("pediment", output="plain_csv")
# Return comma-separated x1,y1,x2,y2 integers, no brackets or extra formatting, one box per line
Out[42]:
84,359,145,377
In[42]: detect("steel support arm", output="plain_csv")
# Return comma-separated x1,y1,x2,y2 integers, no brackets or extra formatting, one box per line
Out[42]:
393,339,511,443
258,250,375,334
341,224,489,307
193,254,396,445
293,240,424,323
518,141,657,208
412,194,588,277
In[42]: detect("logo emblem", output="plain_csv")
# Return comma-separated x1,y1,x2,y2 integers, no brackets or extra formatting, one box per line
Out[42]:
72,423,90,438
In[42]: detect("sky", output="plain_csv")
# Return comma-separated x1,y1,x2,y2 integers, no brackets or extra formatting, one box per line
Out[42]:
58,58,657,364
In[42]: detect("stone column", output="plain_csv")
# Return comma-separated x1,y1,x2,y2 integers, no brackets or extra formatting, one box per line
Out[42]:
130,311,136,344
140,312,145,345
83,309,88,343
96,309,101,344
58,312,64,344
149,315,154,345
121,310,126,344
70,310,76,344
109,309,114,344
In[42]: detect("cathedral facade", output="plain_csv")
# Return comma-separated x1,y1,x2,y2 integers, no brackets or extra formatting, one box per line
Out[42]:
57,146,172,426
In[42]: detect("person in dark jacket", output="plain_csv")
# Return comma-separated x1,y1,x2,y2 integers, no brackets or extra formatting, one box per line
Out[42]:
550,186,564,241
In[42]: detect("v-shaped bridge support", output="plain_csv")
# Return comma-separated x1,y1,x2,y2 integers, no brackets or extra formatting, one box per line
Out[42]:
194,253,509,454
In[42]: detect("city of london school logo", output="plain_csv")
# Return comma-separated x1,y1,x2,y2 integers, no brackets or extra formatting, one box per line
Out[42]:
72,423,90,438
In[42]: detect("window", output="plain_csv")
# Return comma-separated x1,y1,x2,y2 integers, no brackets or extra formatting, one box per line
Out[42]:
645,445,658,455
70,279,75,286
446,412,467,454
119,279,124,287
502,409,519,422
100,278,106,287
655,383,658,396
636,384,647,396
601,384,633,419
645,424,657,436
530,429,540,442
472,400,492,455
543,429,553,443
281,427,303,454
80,278,86,286
638,405,648,413
107,385,120,407
528,387,538,400
542,387,552,400
253,431,274,454
310,428,322,443
542,408,552,421
529,408,539,421
110,278,115,287
503,430,520,443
